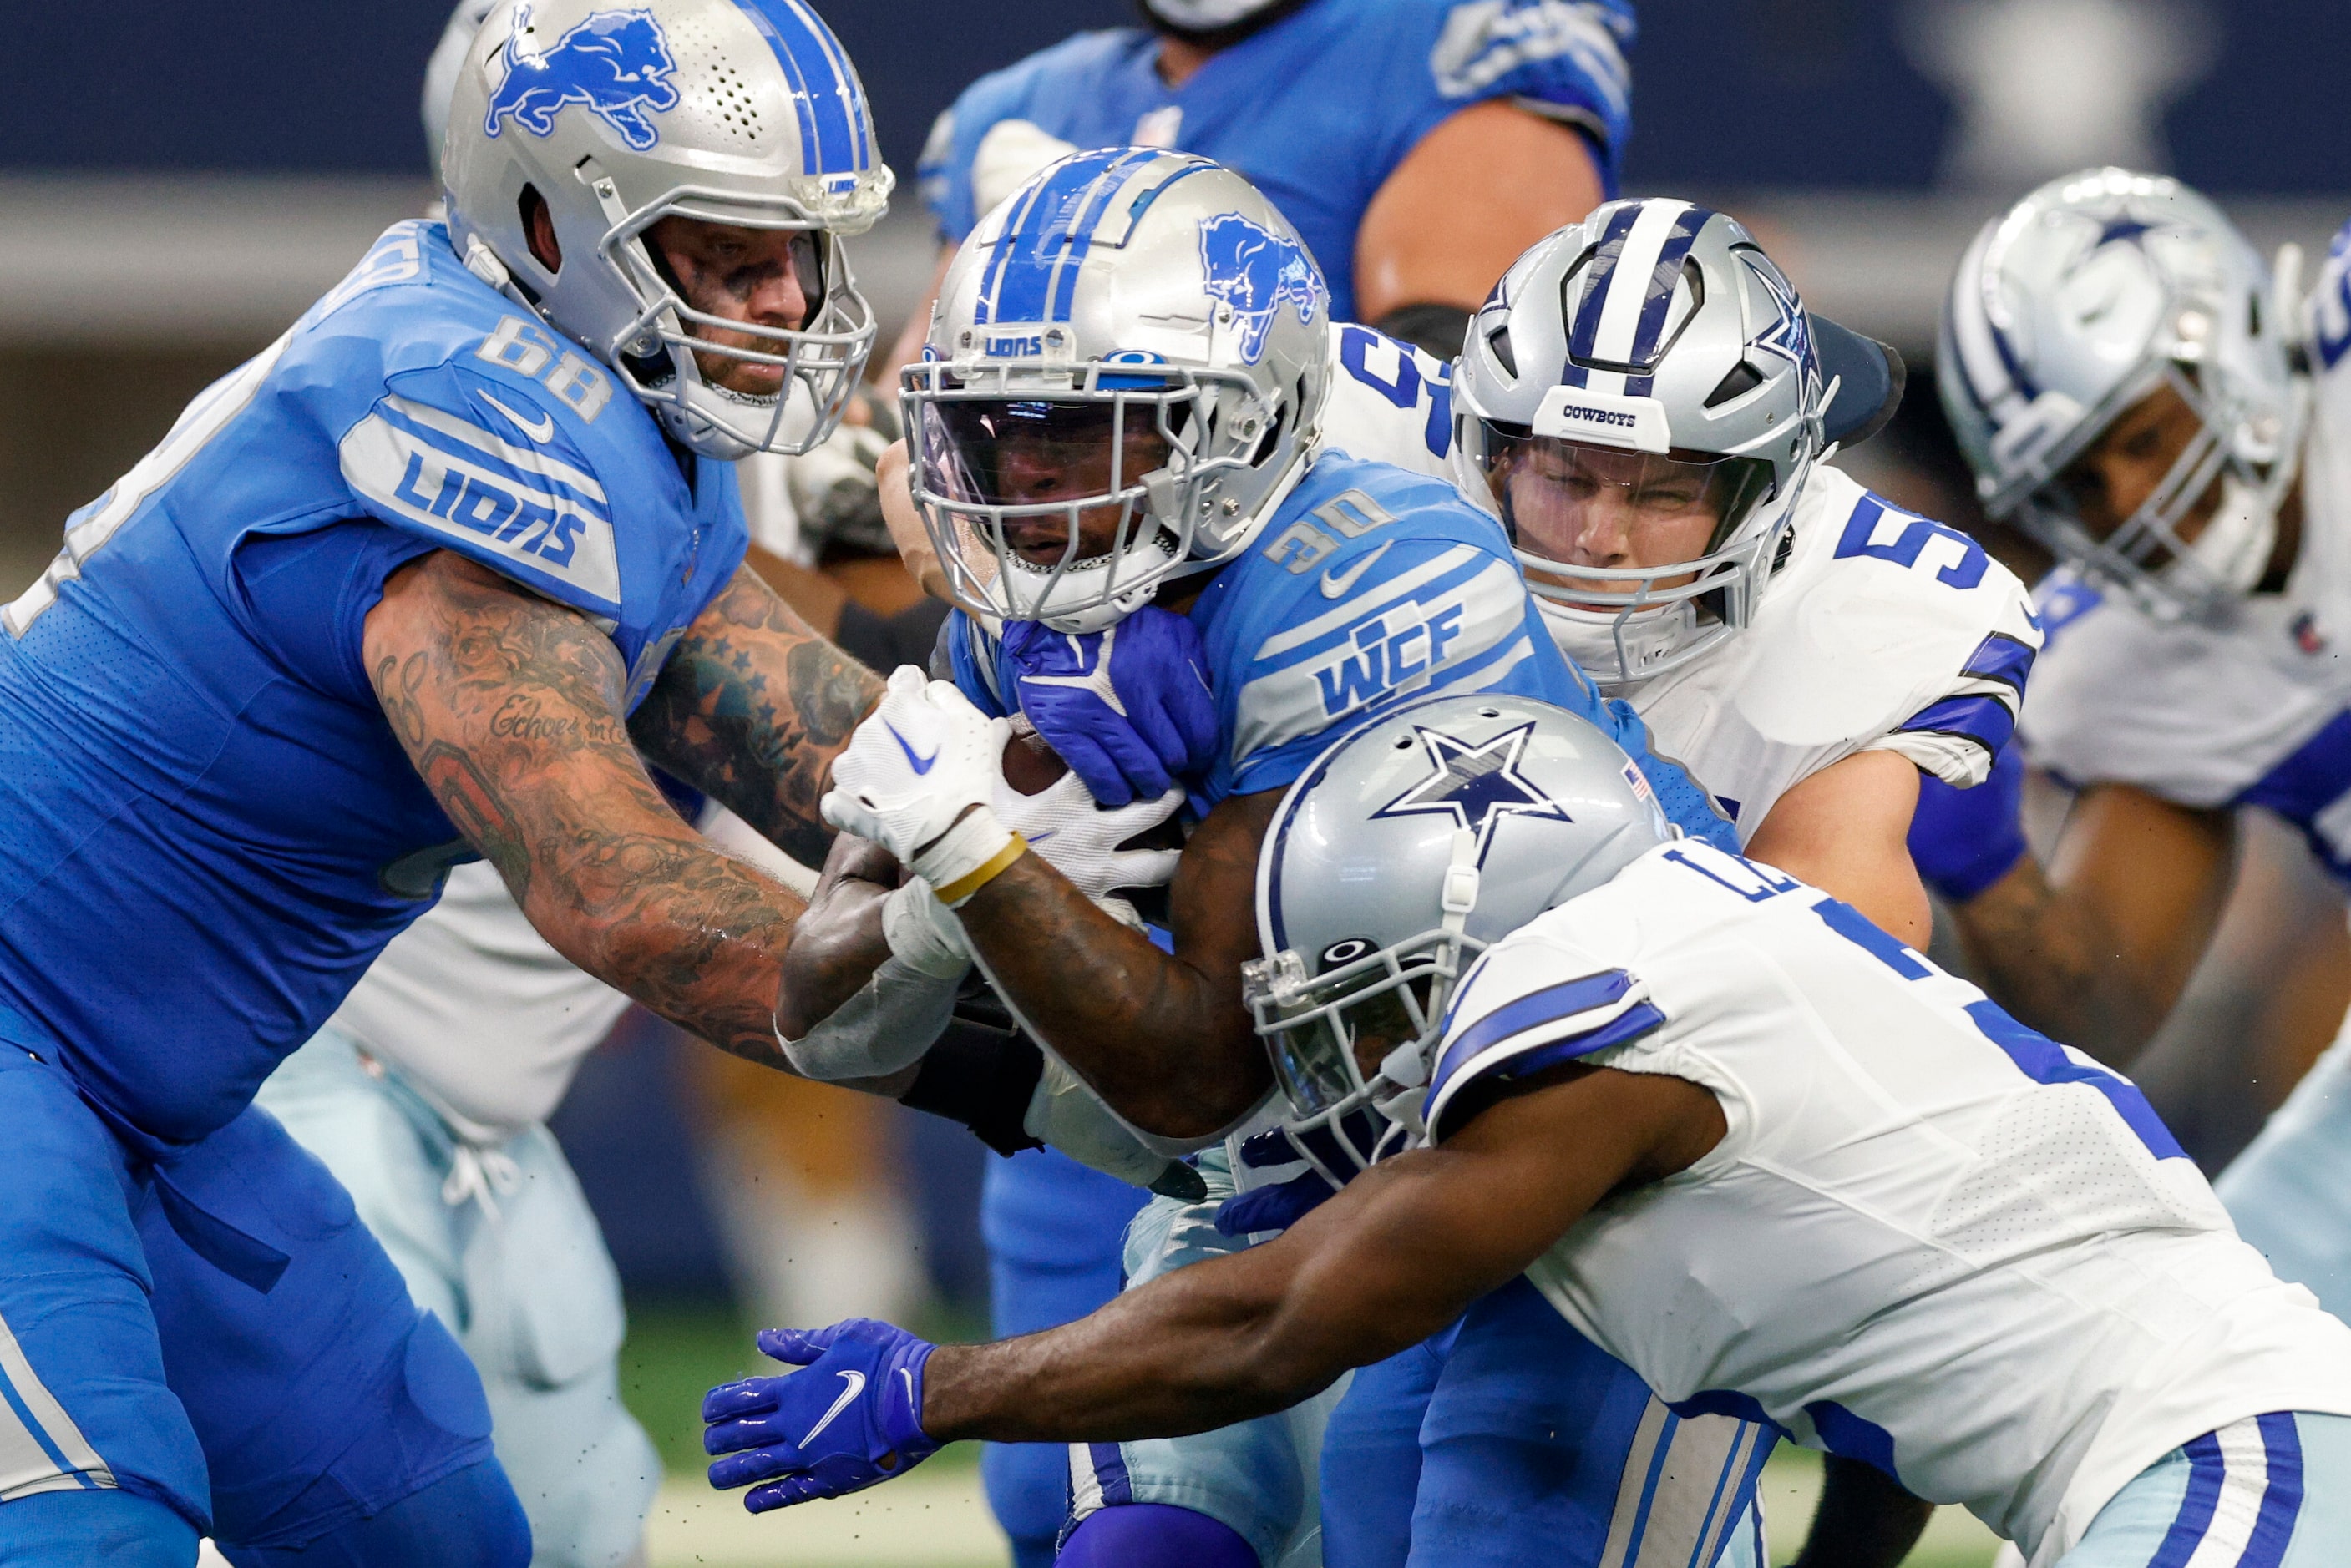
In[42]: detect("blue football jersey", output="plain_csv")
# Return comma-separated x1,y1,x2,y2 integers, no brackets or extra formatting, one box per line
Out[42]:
948,451,1736,842
918,0,1635,322
0,221,747,1147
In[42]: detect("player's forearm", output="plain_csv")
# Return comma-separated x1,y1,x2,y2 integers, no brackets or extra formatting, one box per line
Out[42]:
1946,858,2171,1065
630,565,882,868
957,853,1269,1139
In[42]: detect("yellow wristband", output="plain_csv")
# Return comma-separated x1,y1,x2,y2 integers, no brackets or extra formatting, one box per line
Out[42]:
932,833,1029,907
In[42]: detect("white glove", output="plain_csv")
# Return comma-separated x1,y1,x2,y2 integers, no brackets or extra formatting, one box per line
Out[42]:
822,667,1018,903
992,770,1183,904
1024,1052,1193,1191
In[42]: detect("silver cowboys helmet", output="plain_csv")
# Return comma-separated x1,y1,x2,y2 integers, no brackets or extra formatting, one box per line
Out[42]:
1454,199,1902,687
1244,694,1670,1165
441,0,893,459
904,149,1331,634
1939,168,2309,622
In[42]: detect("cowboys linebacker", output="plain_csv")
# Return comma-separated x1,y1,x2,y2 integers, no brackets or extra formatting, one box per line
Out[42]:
711,694,2351,1568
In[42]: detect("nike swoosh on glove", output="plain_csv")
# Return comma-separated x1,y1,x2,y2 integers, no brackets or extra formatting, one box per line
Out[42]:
704,1320,940,1512
1001,609,1217,807
823,666,1015,898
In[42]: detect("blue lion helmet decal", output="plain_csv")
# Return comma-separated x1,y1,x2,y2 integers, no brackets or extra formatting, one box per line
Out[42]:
486,4,681,153
1198,214,1328,365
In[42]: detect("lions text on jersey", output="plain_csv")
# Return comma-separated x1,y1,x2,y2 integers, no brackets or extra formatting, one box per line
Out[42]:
1626,463,2044,840
0,220,747,1149
1427,837,2351,1562
918,0,1634,321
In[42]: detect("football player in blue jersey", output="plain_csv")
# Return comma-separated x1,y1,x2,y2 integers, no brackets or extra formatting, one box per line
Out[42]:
889,8,1632,1550
895,0,1632,372
750,148,1750,1568
0,1,1080,1561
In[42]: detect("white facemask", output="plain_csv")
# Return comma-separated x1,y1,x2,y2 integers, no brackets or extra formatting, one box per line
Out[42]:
1535,597,1700,688
1143,0,1289,29
2164,472,2278,602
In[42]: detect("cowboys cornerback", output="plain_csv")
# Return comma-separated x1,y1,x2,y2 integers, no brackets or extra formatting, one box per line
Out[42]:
711,695,2351,1568
909,0,1634,362
0,0,916,1560
1923,170,2351,1332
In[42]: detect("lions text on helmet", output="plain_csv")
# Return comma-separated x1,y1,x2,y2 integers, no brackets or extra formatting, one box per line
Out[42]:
1452,199,1903,686
441,0,894,459
903,149,1332,633
1941,167,2310,623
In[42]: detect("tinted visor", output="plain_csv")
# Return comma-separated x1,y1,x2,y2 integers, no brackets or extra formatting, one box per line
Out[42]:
918,398,1176,511
1478,428,1775,567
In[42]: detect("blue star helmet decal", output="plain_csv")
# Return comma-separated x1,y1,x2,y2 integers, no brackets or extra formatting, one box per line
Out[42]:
1371,722,1573,865
1746,255,1821,405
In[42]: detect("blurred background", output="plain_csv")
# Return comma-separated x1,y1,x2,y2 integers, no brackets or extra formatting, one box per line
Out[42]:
3,2,2343,1563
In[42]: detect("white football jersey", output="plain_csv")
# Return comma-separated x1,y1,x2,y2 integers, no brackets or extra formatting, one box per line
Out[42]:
1619,465,2042,842
2020,222,2351,873
1424,838,2351,1564
1318,321,1456,482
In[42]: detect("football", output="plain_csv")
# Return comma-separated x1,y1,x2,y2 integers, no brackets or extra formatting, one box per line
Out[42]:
1001,723,1072,796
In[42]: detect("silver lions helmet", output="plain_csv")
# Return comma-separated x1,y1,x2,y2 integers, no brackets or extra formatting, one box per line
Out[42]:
904,149,1331,634
1244,694,1670,1161
441,0,893,459
1939,168,2309,622
1453,200,1900,687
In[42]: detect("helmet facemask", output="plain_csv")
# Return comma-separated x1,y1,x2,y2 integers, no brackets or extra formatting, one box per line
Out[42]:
2010,361,2306,624
598,185,879,461
1467,420,1791,685
904,358,1290,632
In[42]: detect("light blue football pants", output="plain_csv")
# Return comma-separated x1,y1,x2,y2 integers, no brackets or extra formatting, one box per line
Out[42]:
2217,1027,2351,1323
2057,1412,2351,1566
255,1029,659,1568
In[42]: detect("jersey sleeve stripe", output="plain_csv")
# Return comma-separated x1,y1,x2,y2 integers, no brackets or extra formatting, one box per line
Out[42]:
1958,630,2038,695
1894,693,2014,757
1253,544,1483,662
379,397,609,511
1426,979,1667,1144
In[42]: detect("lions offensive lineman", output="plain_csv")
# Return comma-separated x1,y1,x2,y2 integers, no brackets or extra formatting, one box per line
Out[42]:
1926,170,2351,1315
908,0,1635,364
708,695,2351,1568
763,149,1747,1568
0,0,983,1559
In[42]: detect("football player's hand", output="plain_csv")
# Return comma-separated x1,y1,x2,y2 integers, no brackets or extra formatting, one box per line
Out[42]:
1908,742,2028,905
993,767,1183,904
823,667,1012,894
1001,610,1217,807
1213,1110,1390,1237
703,1320,940,1512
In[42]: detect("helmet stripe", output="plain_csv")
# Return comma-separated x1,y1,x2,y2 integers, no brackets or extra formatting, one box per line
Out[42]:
1586,200,1694,368
734,0,870,175
975,149,1157,326
1565,203,1642,367
1624,204,1714,367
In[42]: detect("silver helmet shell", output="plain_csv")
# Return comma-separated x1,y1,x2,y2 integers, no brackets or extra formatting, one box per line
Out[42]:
1452,200,1838,687
903,149,1331,634
441,0,893,459
1938,168,2308,623
1245,694,1670,1151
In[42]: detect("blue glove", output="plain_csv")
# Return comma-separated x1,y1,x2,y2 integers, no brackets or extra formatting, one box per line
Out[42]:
703,1321,940,1512
1001,609,1218,807
1214,1110,1391,1237
1908,741,2029,904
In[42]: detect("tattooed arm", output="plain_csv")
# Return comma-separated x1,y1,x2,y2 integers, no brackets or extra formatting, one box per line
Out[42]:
954,788,1282,1141
627,558,884,868
363,549,871,1070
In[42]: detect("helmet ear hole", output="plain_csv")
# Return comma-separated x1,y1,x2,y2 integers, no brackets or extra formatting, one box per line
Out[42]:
1705,362,1764,408
518,185,560,276
1486,323,1518,378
